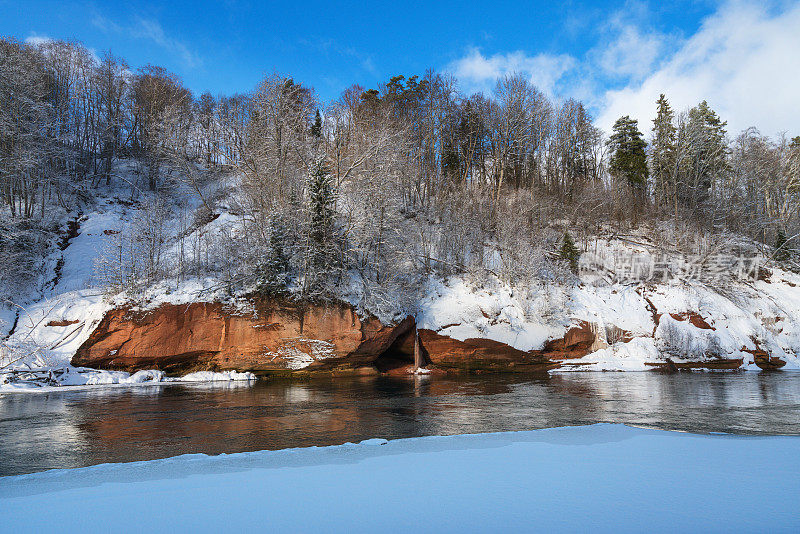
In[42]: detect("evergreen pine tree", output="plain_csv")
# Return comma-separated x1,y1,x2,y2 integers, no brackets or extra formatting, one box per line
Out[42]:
681,100,728,210
303,162,340,298
256,217,290,295
441,142,460,182
775,228,791,262
310,109,322,138
560,232,580,273
608,116,649,208
787,136,800,195
651,94,676,208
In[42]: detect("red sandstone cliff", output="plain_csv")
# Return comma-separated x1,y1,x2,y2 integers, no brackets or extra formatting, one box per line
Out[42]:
72,300,414,375
72,298,752,376
72,299,562,376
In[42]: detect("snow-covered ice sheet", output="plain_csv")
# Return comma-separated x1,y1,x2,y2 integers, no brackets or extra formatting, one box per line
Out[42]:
0,369,256,393
1,424,798,533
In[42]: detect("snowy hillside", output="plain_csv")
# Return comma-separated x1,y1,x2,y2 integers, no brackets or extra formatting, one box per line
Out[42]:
0,170,255,391
3,162,800,392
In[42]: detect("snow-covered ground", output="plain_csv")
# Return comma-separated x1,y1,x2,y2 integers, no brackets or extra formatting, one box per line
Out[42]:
1,424,797,533
0,369,255,393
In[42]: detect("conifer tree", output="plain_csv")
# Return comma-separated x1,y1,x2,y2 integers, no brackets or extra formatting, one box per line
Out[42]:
560,232,580,273
680,100,728,211
608,116,649,206
302,162,341,298
651,94,676,208
256,217,290,295
775,228,791,262
310,109,322,138
787,136,800,195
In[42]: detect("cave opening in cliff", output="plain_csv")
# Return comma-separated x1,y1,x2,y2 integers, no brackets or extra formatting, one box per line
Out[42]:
373,329,430,373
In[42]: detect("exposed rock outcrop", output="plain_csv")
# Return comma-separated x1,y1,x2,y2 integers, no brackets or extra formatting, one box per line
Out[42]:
72,300,557,376
743,346,787,370
73,297,779,376
659,312,714,330
388,329,557,373
753,355,787,370
644,358,744,371
537,321,599,360
73,300,414,375
46,319,80,327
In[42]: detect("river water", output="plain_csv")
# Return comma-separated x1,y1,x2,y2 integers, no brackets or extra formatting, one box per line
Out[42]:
1,372,799,476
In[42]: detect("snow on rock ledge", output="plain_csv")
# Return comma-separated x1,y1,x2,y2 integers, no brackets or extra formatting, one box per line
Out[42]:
417,274,800,371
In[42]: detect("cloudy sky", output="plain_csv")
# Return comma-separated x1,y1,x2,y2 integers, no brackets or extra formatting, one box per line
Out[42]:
3,0,799,137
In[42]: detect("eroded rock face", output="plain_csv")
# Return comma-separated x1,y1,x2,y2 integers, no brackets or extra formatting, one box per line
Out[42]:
74,298,759,376
72,300,560,376
72,300,413,375
385,329,556,373
538,321,598,360
753,355,787,370
645,358,744,371
46,319,80,327
419,330,556,371
743,347,787,370
663,312,714,330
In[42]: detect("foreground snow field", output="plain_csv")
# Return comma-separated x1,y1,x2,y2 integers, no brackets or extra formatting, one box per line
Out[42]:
2,424,798,533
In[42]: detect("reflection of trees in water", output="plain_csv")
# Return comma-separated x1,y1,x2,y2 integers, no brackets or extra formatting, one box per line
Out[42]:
549,372,800,434
1,373,799,476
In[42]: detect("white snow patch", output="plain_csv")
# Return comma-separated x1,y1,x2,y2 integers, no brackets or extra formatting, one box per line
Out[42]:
418,277,564,351
177,370,256,382
266,338,337,370
557,338,658,372
1,368,256,393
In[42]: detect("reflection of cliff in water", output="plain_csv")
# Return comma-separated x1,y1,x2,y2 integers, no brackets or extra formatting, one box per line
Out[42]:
1,372,799,476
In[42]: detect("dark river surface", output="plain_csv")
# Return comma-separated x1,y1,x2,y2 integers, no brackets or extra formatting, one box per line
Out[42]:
2,371,800,477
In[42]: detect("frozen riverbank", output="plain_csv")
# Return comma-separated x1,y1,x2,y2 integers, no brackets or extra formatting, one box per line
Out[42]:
2,424,798,533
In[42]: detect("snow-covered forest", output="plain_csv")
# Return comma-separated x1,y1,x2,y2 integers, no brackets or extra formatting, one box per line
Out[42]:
2,35,800,376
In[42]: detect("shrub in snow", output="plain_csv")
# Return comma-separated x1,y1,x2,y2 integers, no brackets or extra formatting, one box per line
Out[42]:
656,315,724,360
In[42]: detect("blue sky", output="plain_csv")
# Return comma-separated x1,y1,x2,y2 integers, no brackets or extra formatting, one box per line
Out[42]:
2,1,799,135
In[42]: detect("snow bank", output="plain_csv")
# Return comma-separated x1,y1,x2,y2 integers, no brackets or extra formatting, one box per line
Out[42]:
561,337,659,371
0,367,256,393
0,289,112,370
176,370,256,382
1,192,260,393
1,424,798,533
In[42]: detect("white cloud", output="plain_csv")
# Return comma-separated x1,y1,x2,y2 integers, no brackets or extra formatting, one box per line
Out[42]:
597,1,800,137
91,14,201,69
24,33,101,65
298,37,377,76
90,14,122,34
132,18,201,69
447,48,576,98
599,25,664,80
